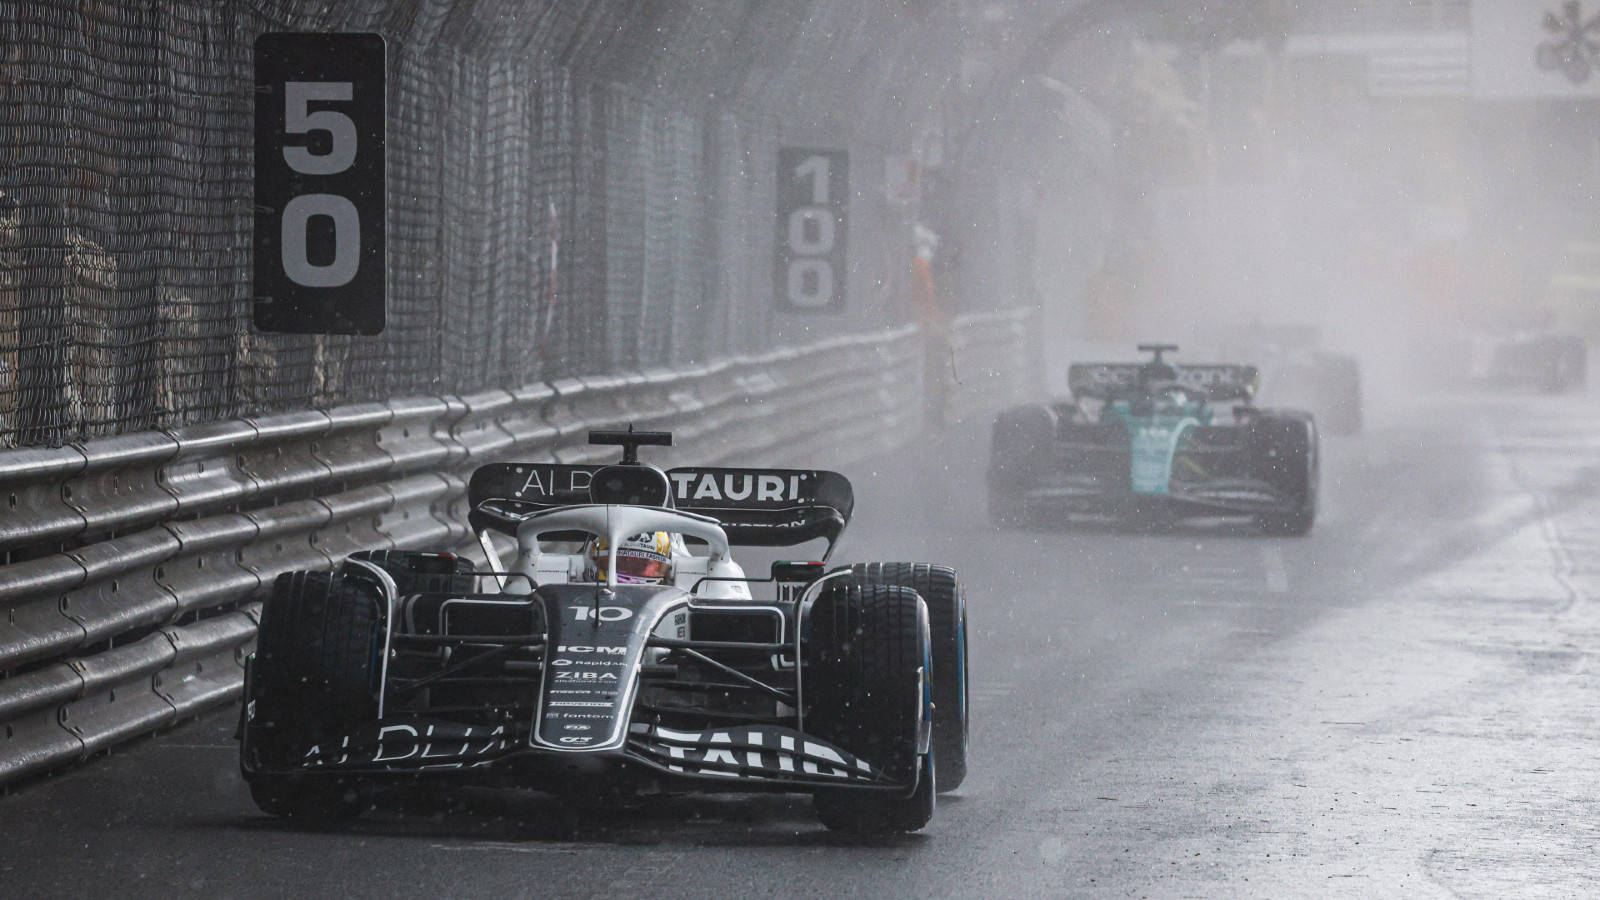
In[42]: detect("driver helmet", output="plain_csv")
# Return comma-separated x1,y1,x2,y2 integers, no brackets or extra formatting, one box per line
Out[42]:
1153,383,1189,407
589,531,675,585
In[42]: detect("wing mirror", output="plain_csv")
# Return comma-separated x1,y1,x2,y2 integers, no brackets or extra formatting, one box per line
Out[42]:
770,560,826,584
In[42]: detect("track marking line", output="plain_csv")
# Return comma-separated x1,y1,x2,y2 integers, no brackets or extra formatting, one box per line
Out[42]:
429,842,587,855
969,681,1016,702
1261,545,1289,593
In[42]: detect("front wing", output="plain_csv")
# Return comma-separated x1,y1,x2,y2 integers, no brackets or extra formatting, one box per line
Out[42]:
1002,427,1299,517
240,577,905,794
242,709,887,791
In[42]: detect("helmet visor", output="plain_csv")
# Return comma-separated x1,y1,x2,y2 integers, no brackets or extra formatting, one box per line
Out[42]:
613,552,672,581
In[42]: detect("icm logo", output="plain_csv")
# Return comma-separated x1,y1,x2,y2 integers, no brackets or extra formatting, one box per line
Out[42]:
559,645,627,655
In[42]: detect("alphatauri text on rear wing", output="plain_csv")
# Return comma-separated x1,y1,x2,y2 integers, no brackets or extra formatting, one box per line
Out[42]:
466,463,855,552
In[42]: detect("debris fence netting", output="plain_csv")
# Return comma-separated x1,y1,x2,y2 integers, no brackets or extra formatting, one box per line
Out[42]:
0,0,993,448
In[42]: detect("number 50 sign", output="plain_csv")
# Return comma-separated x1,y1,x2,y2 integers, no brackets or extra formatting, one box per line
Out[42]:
254,33,386,335
775,148,848,314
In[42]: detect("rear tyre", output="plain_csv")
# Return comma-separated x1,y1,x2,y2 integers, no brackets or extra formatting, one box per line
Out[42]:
348,549,476,594
807,578,935,834
243,569,381,821
847,563,968,791
1252,412,1318,536
1319,356,1362,435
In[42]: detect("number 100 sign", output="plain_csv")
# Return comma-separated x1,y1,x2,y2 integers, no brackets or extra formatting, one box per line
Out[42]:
775,148,848,314
253,33,386,335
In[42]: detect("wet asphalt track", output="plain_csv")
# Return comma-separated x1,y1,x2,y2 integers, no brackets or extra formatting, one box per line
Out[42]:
3,389,1598,898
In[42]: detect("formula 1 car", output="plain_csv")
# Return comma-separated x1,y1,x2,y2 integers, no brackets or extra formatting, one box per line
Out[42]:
239,429,969,835
1458,331,1586,393
988,345,1317,534
1225,323,1362,435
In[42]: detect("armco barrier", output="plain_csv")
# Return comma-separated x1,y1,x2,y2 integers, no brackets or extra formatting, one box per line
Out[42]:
0,316,1030,787
948,308,1038,424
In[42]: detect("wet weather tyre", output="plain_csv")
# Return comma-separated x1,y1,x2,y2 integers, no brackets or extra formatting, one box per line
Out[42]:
1252,412,1318,536
1319,357,1362,435
847,563,968,791
242,569,380,821
987,405,1054,527
807,579,935,834
347,549,476,594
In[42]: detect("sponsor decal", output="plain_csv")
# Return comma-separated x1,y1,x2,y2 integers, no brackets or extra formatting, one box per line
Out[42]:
668,471,804,503
517,466,592,498
635,725,876,781
558,645,627,655
554,670,619,681
301,721,508,769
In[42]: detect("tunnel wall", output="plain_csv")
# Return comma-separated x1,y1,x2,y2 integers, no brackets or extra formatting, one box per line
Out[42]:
0,0,1052,786
0,0,985,448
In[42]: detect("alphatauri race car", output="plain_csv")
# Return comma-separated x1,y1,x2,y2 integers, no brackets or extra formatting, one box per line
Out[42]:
239,429,969,835
988,345,1317,534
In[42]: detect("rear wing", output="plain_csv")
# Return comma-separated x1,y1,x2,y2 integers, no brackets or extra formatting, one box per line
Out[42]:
1067,363,1259,402
466,463,854,551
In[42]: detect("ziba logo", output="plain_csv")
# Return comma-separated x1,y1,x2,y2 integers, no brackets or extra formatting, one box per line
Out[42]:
555,670,619,680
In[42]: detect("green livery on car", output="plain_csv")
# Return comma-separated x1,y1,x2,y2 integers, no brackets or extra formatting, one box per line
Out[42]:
987,344,1318,534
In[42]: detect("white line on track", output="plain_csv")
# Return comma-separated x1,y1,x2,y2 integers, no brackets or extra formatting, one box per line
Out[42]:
429,842,588,855
1261,545,1289,593
969,681,1016,702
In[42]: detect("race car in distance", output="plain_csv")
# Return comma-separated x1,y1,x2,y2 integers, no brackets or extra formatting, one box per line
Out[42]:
1222,323,1362,435
1452,330,1586,393
988,344,1317,535
239,429,968,836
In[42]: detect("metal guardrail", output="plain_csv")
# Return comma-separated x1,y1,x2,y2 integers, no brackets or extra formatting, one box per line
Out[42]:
0,316,1029,786
947,308,1038,422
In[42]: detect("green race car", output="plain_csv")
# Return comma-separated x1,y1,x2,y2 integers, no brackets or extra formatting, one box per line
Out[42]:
987,344,1317,534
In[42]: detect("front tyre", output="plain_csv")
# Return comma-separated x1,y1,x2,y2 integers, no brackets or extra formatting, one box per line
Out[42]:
806,578,935,834
846,563,968,791
242,569,381,821
1252,411,1318,536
